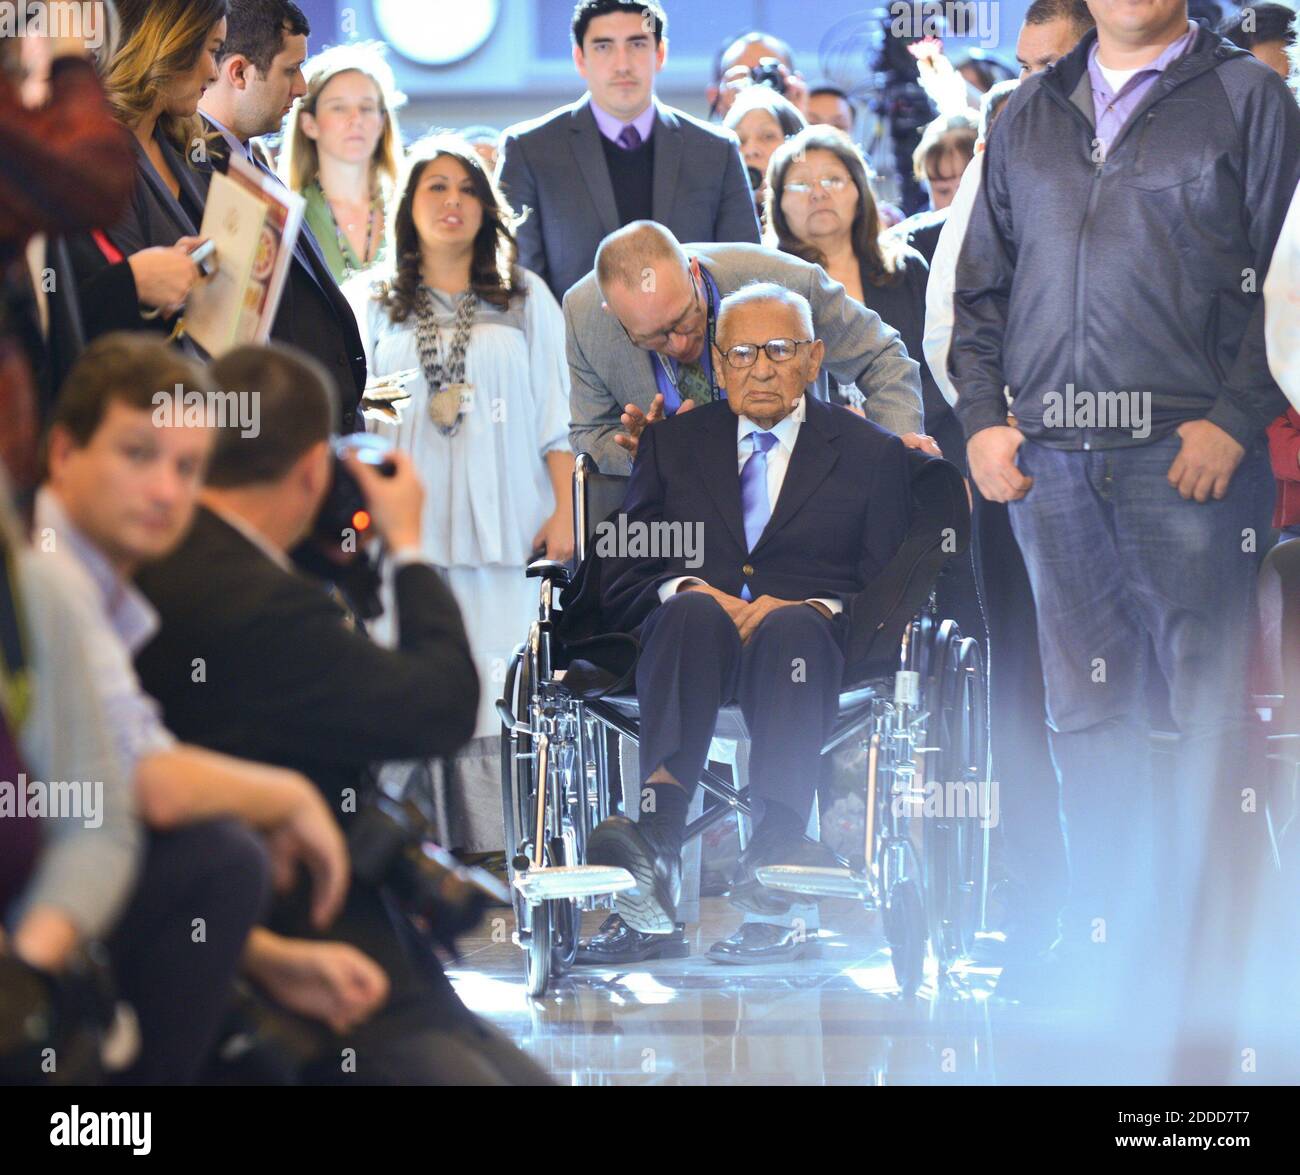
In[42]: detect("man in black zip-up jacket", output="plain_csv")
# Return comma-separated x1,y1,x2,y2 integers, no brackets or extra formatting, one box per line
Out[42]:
950,3,1300,999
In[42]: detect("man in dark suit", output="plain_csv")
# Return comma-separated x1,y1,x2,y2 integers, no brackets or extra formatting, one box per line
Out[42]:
497,0,760,303
586,283,915,964
196,0,366,432
134,344,550,1084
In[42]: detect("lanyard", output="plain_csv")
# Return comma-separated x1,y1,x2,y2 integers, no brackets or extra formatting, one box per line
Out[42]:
651,265,720,413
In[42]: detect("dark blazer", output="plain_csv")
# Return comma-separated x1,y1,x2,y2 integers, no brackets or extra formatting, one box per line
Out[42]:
599,396,914,638
63,126,210,346
194,123,367,432
497,95,760,302
134,508,479,813
853,246,964,472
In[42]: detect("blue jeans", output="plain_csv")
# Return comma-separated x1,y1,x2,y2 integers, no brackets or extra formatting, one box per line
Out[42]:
1009,434,1274,951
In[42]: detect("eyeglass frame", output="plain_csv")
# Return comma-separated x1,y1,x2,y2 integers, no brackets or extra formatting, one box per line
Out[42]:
717,338,815,369
782,175,851,197
617,275,704,351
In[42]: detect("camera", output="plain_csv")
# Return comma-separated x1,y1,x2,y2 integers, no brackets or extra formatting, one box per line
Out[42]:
291,433,398,621
0,945,130,1085
348,792,509,955
750,56,787,94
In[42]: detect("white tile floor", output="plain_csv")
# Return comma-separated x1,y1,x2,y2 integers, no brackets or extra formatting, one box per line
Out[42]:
445,897,1300,1085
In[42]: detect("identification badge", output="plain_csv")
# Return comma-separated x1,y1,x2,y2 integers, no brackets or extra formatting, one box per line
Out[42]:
428,383,474,427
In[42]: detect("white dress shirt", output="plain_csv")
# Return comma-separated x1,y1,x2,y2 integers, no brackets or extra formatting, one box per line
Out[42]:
1265,179,1300,412
659,397,842,614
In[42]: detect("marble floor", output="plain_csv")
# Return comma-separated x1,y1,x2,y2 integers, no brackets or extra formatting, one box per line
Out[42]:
446,898,1300,1086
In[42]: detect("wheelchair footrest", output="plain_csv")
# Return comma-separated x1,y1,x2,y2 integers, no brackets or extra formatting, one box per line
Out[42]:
512,864,637,904
755,865,870,901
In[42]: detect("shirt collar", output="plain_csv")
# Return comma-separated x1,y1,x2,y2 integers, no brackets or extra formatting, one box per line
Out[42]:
737,394,806,454
1087,21,1197,98
589,95,657,146
204,502,293,572
34,488,160,655
201,110,255,163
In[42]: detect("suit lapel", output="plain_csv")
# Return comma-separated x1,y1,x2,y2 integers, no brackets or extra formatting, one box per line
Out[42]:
694,404,748,553
199,115,331,298
569,97,621,239
650,101,682,226
752,397,840,555
134,133,201,239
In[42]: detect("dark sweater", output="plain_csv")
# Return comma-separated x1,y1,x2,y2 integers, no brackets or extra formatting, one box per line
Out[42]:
601,132,655,226
856,247,964,473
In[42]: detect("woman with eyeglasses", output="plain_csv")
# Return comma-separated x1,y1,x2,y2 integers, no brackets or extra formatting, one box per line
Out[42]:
765,125,961,469
362,137,573,854
766,126,983,651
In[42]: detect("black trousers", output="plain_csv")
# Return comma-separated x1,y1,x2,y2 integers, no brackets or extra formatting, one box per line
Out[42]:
635,591,843,822
108,819,271,1084
257,875,553,1085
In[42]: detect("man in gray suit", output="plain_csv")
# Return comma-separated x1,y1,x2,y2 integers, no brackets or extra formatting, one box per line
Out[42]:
566,224,930,474
496,1,760,304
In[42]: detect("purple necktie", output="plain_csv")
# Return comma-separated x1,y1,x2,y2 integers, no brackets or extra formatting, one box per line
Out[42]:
617,124,642,151
739,431,779,600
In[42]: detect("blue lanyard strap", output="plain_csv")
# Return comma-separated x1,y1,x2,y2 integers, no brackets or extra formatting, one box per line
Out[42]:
650,264,722,413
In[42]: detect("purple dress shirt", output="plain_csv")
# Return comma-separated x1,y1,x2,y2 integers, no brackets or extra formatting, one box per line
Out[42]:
1087,23,1198,157
589,97,657,148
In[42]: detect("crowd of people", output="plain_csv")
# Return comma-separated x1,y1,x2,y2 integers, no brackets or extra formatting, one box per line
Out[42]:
1,0,1299,1084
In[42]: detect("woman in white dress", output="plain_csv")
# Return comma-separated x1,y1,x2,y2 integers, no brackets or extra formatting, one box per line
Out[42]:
361,136,574,852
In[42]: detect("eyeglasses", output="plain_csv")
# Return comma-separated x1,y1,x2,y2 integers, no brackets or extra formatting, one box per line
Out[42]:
620,280,702,350
783,176,850,196
721,338,813,368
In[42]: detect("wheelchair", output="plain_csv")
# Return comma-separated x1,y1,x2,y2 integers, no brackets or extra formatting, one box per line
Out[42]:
498,451,991,998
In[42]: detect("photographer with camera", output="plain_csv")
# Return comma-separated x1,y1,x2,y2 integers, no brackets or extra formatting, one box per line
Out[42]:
133,343,551,1084
707,30,808,120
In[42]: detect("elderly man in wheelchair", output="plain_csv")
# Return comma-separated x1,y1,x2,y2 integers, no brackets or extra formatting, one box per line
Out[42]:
500,282,986,995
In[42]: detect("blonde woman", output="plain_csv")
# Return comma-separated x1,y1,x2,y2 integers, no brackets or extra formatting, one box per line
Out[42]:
65,0,227,342
280,42,404,281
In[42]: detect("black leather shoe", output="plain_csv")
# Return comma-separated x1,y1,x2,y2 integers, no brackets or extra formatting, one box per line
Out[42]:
574,914,690,964
586,815,682,934
729,821,839,916
706,922,822,965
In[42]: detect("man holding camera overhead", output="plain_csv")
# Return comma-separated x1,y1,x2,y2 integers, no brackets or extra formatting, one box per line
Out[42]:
496,0,760,304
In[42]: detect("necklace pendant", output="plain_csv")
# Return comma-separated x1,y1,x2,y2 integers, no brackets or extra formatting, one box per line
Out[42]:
428,383,474,428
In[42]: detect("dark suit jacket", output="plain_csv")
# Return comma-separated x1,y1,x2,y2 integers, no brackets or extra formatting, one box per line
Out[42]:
497,95,760,302
134,508,482,1045
194,124,366,432
600,396,914,639
63,127,210,348
134,508,479,813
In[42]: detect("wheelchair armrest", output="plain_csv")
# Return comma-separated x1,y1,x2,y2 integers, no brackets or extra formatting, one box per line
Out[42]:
526,558,571,587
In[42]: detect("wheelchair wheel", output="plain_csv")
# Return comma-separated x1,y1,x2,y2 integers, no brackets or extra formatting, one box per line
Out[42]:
524,898,552,998
549,835,580,974
885,877,926,996
924,633,990,967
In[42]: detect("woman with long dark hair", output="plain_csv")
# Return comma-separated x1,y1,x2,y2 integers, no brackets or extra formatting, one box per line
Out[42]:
363,137,573,852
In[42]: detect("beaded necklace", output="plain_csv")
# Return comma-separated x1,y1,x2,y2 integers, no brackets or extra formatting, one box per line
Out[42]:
315,179,383,277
